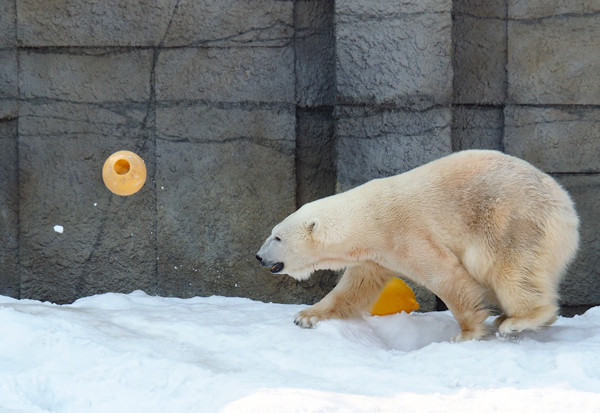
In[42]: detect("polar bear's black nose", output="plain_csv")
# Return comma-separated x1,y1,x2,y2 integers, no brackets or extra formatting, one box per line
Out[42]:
256,255,263,263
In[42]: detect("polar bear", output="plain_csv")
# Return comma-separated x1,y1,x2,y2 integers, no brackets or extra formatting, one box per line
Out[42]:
256,150,580,341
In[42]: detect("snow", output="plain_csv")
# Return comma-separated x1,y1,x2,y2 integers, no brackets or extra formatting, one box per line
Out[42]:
1,291,599,413
53,225,64,234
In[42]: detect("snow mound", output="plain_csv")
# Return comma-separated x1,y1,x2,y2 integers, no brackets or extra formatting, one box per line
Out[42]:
1,291,599,412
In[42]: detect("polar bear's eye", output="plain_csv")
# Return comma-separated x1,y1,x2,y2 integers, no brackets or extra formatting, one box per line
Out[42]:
274,236,281,242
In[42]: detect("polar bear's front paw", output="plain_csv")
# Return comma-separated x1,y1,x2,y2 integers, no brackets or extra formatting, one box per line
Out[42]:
294,309,325,328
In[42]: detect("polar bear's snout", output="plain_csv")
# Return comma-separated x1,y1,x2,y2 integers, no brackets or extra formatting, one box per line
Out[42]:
256,234,287,274
256,254,285,273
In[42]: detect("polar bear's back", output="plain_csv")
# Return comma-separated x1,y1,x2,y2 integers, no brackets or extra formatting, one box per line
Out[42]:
392,150,576,229
381,150,580,283
426,150,577,232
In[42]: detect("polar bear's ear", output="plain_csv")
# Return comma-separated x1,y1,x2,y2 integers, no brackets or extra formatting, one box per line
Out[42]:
306,218,322,238
307,217,345,244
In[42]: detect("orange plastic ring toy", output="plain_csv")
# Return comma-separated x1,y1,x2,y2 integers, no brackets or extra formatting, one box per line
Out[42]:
102,150,147,196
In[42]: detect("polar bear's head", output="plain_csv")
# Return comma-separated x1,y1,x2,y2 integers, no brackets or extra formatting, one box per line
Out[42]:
256,198,351,281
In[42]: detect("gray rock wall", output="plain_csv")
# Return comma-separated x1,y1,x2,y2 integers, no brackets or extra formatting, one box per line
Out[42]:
1,0,598,313
453,0,600,312
2,0,338,305
506,2,600,310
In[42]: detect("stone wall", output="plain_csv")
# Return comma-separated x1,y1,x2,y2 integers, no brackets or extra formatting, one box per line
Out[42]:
1,0,598,313
453,0,600,313
1,0,339,305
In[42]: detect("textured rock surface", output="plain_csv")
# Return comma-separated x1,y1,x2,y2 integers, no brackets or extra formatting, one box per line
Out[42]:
0,0,598,312
336,0,452,109
18,101,158,303
0,121,19,297
452,12,506,105
19,50,152,102
451,0,507,155
295,0,335,108
335,107,452,190
0,0,16,47
16,0,177,46
504,106,600,173
296,108,336,206
155,47,295,103
154,102,302,301
509,0,600,17
557,175,600,307
452,106,503,151
0,50,18,119
508,13,600,105
163,0,293,47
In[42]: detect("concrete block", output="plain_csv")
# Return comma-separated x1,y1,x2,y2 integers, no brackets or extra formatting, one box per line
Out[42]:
156,102,295,147
155,138,291,301
336,0,450,15
508,15,600,104
335,1,452,108
19,50,152,102
296,107,336,206
0,0,16,47
0,50,18,119
452,106,503,151
18,100,151,140
296,0,333,31
508,1,600,19
0,120,19,298
453,14,506,105
164,0,293,47
295,0,335,107
18,101,157,303
295,33,335,107
155,102,335,303
454,0,506,18
16,0,178,46
335,106,452,190
156,47,294,103
556,174,600,307
504,106,600,173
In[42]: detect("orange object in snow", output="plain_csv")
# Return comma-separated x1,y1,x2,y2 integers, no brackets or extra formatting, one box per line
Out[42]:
102,150,147,196
370,277,419,316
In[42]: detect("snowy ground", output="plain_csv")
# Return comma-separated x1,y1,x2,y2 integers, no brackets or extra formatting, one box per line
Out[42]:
1,291,599,413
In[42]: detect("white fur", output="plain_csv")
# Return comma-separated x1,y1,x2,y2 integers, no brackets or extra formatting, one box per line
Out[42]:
257,150,580,341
